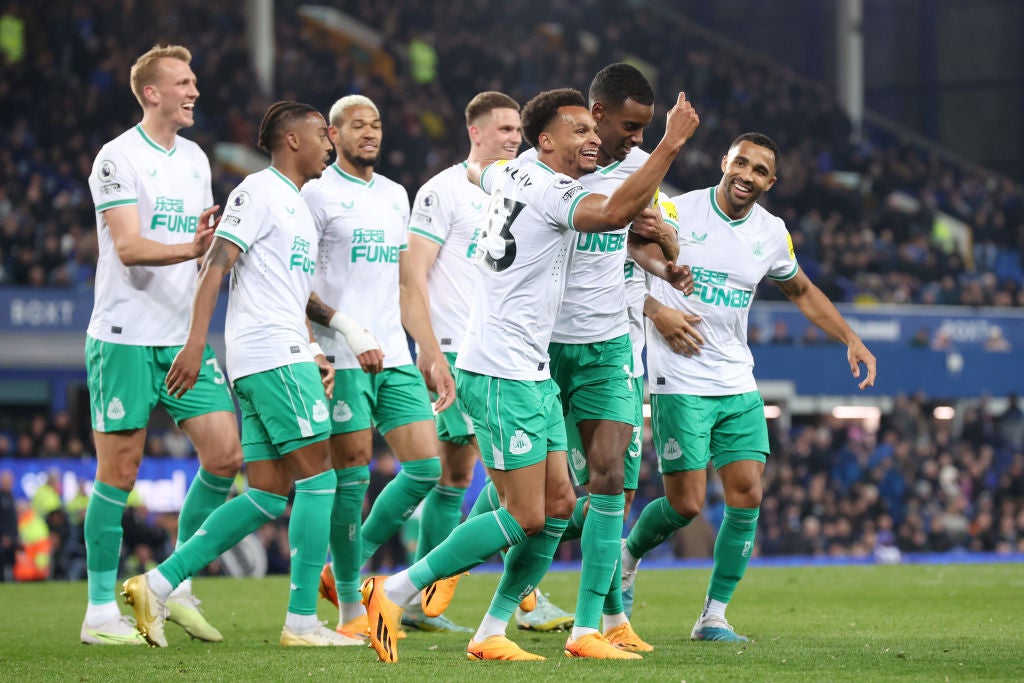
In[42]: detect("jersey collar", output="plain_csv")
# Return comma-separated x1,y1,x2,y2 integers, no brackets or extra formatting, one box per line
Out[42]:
532,160,555,175
331,163,375,187
596,160,622,175
268,166,299,194
135,124,177,156
710,187,752,227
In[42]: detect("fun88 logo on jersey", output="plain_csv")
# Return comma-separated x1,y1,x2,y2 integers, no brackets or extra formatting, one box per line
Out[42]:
151,196,198,232
691,267,752,309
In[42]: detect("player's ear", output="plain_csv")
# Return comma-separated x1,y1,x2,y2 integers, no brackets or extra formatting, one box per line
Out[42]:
286,130,300,152
591,101,605,122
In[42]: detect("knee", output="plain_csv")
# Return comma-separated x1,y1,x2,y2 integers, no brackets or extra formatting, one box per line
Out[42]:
726,480,763,509
544,484,577,521
96,456,141,491
667,495,703,521
511,510,547,537
200,442,243,478
587,468,624,496
402,456,442,484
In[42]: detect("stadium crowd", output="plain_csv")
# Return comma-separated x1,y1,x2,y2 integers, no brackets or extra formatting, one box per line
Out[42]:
3,390,1022,582
1,0,1023,308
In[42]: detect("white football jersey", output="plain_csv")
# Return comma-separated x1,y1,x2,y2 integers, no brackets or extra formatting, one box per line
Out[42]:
626,192,680,379
216,167,319,381
302,165,412,370
408,162,486,352
87,125,213,345
647,187,798,395
455,159,591,380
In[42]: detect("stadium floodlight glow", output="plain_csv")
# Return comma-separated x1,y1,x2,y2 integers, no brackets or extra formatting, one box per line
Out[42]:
933,406,955,420
831,406,881,420
764,404,781,419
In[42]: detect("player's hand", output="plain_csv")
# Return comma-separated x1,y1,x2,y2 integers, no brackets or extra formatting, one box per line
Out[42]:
847,339,877,390
662,92,700,148
314,352,335,399
428,359,456,413
166,343,205,398
357,348,384,374
193,205,220,257
630,208,671,243
651,306,704,356
664,262,694,295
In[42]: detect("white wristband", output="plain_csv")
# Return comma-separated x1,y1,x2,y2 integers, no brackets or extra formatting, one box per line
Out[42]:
309,342,324,358
328,312,380,356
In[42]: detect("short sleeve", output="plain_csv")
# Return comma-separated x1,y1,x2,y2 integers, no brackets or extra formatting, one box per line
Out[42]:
766,224,799,281
300,182,327,240
89,146,138,212
657,193,680,232
479,160,509,195
216,183,269,253
408,178,450,246
542,174,590,232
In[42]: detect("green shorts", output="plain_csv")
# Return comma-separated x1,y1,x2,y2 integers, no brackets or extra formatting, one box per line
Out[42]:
549,334,635,425
330,365,434,435
434,352,475,445
232,362,330,462
651,391,769,474
566,376,645,490
85,336,234,432
455,369,566,471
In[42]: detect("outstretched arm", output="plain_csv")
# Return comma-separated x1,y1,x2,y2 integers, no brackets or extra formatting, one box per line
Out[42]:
307,292,384,374
775,269,877,390
166,236,238,397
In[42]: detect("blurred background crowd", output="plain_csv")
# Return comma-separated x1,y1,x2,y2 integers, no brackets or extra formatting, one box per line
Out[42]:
1,0,1022,581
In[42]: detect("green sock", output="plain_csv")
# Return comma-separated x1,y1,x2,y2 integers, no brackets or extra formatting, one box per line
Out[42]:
176,468,233,549
416,485,467,560
288,470,337,615
409,507,526,590
467,479,499,519
559,496,588,544
330,466,369,605
707,506,759,604
575,493,624,629
625,496,691,558
85,481,128,605
361,457,441,562
158,488,288,587
603,535,624,616
487,516,568,621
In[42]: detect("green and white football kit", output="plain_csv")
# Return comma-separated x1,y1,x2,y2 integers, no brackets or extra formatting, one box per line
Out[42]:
302,164,439,612
149,166,335,631
408,162,485,445
627,185,798,635
83,125,232,635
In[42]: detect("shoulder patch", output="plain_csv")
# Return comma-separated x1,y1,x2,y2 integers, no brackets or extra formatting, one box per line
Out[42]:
659,199,679,222
554,177,575,188
786,232,795,259
229,191,251,211
98,160,116,182
419,190,439,209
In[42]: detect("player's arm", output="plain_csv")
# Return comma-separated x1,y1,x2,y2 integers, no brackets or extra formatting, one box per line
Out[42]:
630,205,679,262
405,233,449,387
628,233,693,294
105,204,219,266
399,250,455,412
305,318,335,399
644,295,704,357
306,292,384,374
166,236,239,397
572,92,699,233
774,268,877,390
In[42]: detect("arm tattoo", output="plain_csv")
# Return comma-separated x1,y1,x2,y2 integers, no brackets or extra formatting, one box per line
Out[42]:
205,240,233,269
306,292,334,325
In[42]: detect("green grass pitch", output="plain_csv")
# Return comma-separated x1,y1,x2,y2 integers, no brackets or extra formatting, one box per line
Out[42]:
2,563,1022,681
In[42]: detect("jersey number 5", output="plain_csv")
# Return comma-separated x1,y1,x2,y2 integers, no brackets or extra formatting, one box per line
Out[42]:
482,196,525,272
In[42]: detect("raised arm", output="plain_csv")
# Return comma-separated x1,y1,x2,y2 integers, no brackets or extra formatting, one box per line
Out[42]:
165,235,238,397
774,268,877,390
572,92,700,233
106,204,219,266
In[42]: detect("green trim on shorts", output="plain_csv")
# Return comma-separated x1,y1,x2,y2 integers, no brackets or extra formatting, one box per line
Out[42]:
434,352,475,445
232,362,330,462
651,391,768,474
85,336,234,432
330,365,434,435
549,334,634,424
455,369,565,471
